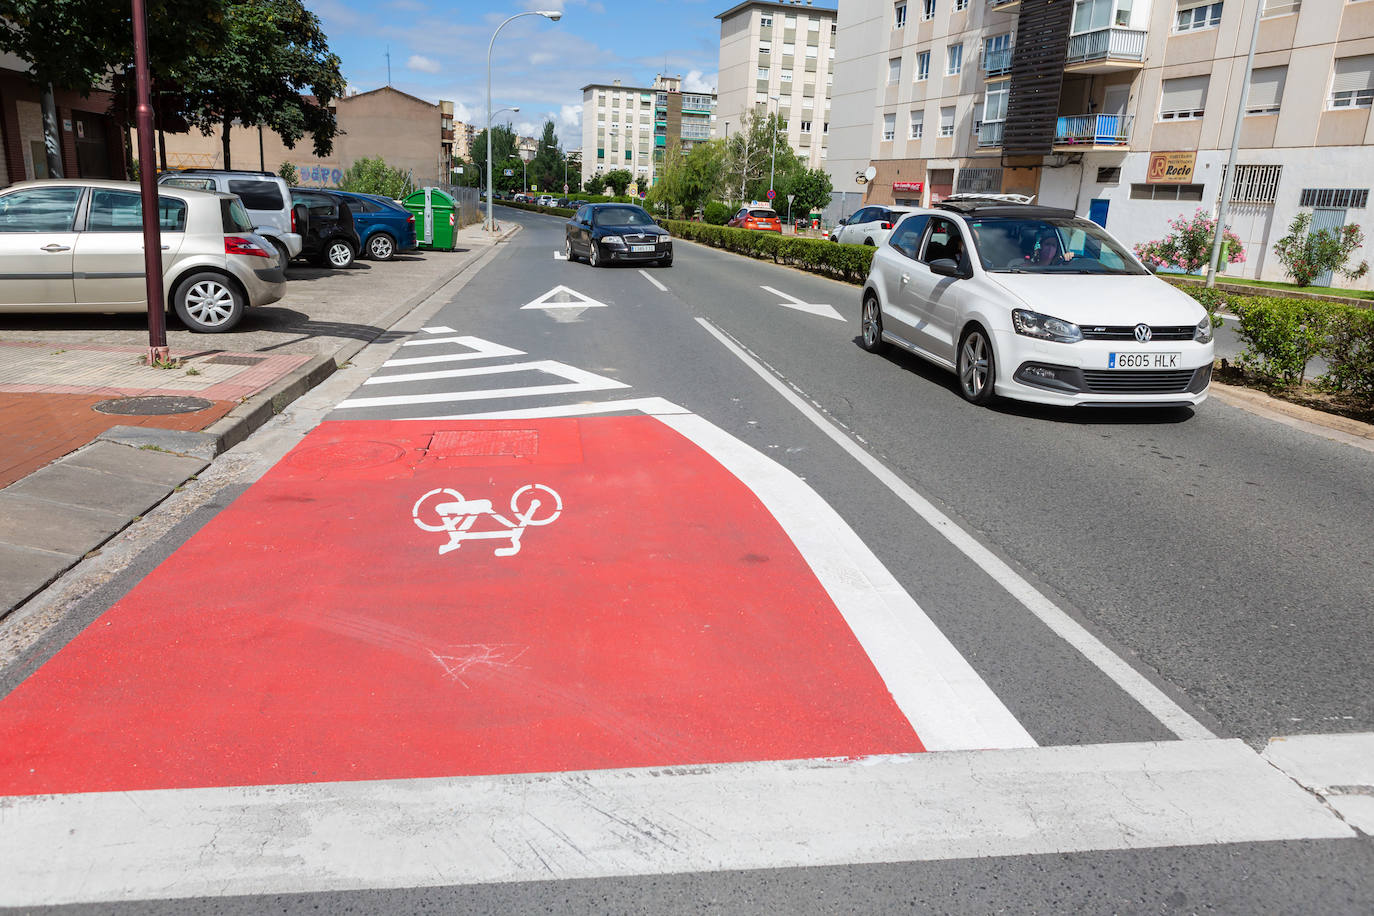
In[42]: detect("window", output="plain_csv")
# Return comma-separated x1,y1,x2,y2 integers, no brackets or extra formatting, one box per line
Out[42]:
800,120,812,132
786,14,797,27
0,186,83,232
808,16,820,29
832,22,837,37
1330,55,1374,109
1261,0,1300,15
883,112,897,140
760,14,772,26
1097,166,1122,182
910,110,925,138
984,32,1012,61
889,215,930,259
781,68,793,82
783,42,795,55
824,122,829,133
597,148,605,159
920,217,965,266
806,45,818,58
895,2,907,27
947,43,963,75
1130,183,1205,200
781,93,794,107
758,67,771,80
87,190,188,232
923,0,936,19
985,83,1008,122
1246,66,1286,115
917,51,931,80
955,0,969,9
227,180,284,210
1159,75,1209,119
1299,188,1368,208
957,167,1002,193
1175,0,1223,31
1072,0,1113,32
939,106,955,137
889,57,902,83
1225,164,1282,204
759,40,772,54
756,91,769,103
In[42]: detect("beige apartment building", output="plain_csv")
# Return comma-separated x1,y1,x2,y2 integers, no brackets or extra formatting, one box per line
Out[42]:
830,0,1374,288
145,86,457,187
580,75,717,189
715,0,839,170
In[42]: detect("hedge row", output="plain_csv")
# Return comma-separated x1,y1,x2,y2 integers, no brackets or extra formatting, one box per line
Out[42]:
659,219,876,284
1180,286,1374,396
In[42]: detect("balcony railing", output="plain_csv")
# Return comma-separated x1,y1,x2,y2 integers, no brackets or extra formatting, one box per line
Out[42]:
983,47,1012,76
1053,113,1133,146
977,120,1004,147
988,0,1019,8
1065,28,1146,65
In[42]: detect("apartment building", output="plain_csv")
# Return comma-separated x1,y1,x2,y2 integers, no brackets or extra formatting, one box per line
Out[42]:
580,74,717,189
715,0,840,170
830,0,1374,288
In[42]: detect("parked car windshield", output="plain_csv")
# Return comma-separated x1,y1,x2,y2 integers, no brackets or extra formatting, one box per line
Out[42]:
968,216,1148,275
592,206,654,227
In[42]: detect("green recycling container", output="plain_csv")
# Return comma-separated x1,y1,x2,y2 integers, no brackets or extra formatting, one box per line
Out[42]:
403,187,458,251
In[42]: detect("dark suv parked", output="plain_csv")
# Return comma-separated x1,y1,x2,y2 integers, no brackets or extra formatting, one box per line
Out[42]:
290,188,361,268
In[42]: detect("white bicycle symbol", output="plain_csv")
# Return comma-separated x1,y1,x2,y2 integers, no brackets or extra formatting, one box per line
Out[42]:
412,484,563,557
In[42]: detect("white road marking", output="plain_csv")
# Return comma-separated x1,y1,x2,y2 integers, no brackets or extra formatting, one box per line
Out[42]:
420,326,455,334
0,739,1350,906
761,285,845,322
697,317,1217,742
522,284,607,310
553,251,567,260
414,396,691,420
335,361,630,410
1264,733,1374,834
386,337,526,366
639,269,668,291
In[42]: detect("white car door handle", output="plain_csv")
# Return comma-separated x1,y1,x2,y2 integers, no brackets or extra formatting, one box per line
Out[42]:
900,273,910,284
40,244,71,252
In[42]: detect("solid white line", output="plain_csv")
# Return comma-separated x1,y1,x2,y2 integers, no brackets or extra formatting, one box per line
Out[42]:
0,740,1349,905
420,326,455,334
335,361,630,410
639,269,668,292
410,396,692,420
761,284,806,305
696,317,1216,741
660,412,1034,752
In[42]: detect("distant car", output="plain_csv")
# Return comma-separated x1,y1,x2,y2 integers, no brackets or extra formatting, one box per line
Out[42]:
833,205,918,246
859,196,1215,408
727,206,782,232
330,190,417,261
537,195,555,207
565,202,672,267
555,197,572,208
158,169,303,264
0,178,285,332
290,188,361,269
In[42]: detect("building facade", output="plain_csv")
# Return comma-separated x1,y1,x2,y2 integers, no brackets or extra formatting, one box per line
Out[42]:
0,52,127,186
146,86,455,187
580,75,717,189
715,0,839,171
829,0,1374,288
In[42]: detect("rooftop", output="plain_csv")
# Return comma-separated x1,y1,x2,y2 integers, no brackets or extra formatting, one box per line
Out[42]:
716,0,838,22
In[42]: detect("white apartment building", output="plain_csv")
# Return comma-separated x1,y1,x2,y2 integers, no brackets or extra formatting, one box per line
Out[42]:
580,75,717,190
830,0,1374,288
715,0,839,170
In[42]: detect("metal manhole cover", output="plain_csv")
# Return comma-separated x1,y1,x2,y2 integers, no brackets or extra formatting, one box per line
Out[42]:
94,396,216,416
206,355,267,366
287,440,408,471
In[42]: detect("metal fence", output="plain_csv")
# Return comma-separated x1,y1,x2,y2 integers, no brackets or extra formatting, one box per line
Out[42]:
424,183,482,227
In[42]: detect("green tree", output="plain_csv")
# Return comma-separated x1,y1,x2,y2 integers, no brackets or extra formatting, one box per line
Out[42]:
339,156,412,198
182,0,345,169
470,124,517,190
724,108,802,205
1273,212,1370,287
530,120,564,193
450,155,479,187
603,168,633,197
278,162,299,186
786,168,833,219
647,139,726,219
583,173,606,195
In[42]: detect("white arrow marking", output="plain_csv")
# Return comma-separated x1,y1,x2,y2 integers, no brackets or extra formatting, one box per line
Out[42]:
760,285,845,322
521,284,607,310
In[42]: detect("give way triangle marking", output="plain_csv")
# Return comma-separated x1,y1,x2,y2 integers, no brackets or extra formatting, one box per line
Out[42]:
761,285,845,322
521,285,608,322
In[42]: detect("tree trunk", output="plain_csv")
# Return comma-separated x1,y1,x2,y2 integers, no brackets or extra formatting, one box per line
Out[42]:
40,85,64,179
221,117,232,169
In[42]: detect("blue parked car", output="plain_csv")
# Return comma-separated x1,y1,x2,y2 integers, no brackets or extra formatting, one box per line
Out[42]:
330,191,418,261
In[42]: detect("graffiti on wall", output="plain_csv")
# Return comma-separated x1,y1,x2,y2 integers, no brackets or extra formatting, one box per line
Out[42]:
297,164,345,186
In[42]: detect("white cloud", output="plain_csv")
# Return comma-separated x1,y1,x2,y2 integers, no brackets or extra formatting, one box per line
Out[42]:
682,69,717,93
407,55,443,74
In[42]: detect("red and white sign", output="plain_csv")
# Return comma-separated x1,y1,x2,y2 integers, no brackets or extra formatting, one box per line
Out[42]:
892,181,924,192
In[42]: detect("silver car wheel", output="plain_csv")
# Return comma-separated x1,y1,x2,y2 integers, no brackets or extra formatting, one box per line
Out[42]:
185,280,236,327
328,241,353,268
959,330,993,403
861,296,884,351
368,234,394,260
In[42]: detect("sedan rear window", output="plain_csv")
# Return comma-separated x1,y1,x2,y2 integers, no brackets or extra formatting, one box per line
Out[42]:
227,180,284,211
749,209,777,219
221,198,255,233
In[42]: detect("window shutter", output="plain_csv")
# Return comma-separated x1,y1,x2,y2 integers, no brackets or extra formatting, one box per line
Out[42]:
1161,75,1209,111
1247,66,1286,109
1332,55,1374,94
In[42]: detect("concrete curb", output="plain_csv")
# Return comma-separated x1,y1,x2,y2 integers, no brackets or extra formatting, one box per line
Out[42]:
1208,381,1374,453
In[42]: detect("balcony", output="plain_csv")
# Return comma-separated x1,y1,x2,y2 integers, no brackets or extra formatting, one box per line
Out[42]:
1065,28,1147,73
1053,113,1133,148
983,47,1012,78
977,120,1004,147
987,0,1019,9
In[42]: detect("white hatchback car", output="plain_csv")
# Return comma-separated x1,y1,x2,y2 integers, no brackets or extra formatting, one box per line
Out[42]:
832,205,919,246
860,198,1215,407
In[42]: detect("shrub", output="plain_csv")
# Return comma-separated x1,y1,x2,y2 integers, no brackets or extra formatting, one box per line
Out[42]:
340,156,412,199
660,218,876,282
278,163,299,187
1232,296,1330,384
703,202,732,225
1133,209,1245,274
1272,212,1370,287
1318,304,1374,396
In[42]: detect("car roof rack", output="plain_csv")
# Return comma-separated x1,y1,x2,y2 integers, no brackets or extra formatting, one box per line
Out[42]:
175,168,280,178
934,193,1076,219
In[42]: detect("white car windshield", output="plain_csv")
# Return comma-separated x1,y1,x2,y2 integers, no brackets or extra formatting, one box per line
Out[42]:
968,217,1148,275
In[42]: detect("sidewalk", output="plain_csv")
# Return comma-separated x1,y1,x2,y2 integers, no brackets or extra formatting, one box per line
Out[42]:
0,220,517,617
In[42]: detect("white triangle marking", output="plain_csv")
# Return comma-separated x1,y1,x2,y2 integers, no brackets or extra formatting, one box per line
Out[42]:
761,285,845,322
521,285,608,310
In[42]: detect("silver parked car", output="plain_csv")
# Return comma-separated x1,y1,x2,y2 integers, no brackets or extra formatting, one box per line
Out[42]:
0,179,286,332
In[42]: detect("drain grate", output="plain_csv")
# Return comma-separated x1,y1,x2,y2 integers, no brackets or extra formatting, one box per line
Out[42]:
205,355,267,366
428,429,539,457
94,396,215,416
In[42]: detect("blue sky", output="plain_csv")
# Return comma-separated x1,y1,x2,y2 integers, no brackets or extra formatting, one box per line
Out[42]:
311,0,728,150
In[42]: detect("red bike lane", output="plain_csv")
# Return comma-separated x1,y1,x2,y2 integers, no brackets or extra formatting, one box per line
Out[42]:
0,416,932,796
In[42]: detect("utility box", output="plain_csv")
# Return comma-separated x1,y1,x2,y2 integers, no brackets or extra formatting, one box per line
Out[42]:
403,187,458,251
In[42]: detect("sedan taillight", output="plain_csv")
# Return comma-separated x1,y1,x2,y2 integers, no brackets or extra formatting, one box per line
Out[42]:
290,208,297,234
225,236,271,258
881,222,892,230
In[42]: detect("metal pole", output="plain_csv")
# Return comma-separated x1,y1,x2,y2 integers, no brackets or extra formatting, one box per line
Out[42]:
132,0,167,363
486,11,561,235
1206,0,1263,288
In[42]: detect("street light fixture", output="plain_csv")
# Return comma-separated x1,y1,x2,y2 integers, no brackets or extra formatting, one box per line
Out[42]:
486,10,562,233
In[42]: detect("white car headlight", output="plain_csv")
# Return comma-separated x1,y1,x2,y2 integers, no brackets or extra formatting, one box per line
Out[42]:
1012,309,1083,343
1194,316,1214,344
600,235,624,246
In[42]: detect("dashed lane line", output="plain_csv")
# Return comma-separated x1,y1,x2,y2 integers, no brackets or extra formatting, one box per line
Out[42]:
639,269,668,292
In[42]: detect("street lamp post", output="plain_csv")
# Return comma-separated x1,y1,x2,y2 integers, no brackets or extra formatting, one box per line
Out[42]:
1206,0,1263,288
487,10,562,233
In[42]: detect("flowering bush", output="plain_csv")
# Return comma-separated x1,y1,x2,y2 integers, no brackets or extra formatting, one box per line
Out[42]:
1272,211,1370,287
1132,209,1245,274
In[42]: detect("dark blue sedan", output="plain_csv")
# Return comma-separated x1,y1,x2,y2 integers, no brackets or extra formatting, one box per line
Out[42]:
331,191,418,261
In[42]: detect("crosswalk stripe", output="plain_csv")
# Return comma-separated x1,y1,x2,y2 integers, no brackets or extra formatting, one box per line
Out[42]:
335,360,630,410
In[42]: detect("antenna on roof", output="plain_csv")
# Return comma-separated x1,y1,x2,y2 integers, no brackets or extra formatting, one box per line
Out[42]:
386,47,391,86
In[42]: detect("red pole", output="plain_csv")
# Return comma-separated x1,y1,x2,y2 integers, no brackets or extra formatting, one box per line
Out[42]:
132,0,168,364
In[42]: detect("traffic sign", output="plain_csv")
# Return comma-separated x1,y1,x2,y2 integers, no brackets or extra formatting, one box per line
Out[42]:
563,183,569,192
503,168,513,177
766,188,776,200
